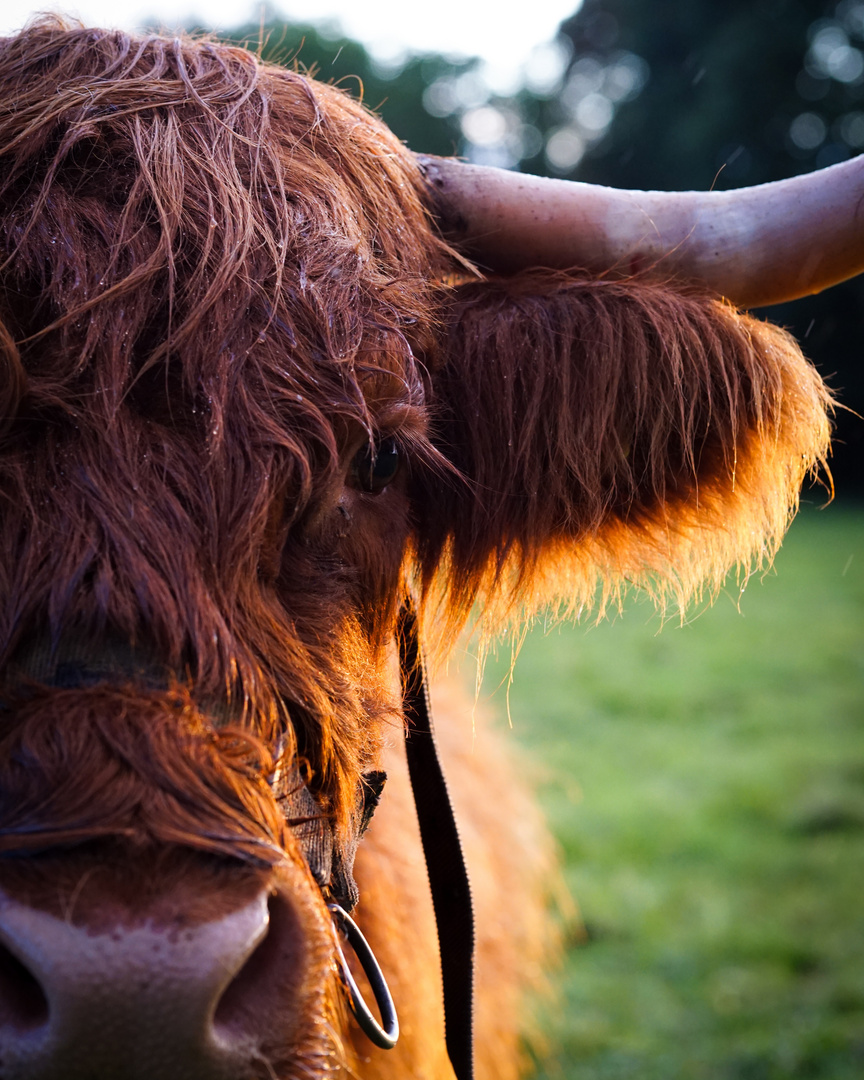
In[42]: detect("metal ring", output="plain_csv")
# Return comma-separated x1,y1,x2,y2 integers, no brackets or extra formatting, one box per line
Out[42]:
328,902,399,1050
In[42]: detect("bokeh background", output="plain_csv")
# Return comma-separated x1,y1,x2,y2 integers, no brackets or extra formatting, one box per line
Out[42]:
3,2,863,1076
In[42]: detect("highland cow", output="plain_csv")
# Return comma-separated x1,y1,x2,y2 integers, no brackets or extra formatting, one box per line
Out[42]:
0,17,846,1080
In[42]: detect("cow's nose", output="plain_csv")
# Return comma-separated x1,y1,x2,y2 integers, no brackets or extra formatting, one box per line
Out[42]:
0,886,298,1080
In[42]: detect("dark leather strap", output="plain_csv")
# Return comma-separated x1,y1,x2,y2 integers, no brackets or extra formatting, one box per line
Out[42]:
398,599,475,1080
273,753,386,913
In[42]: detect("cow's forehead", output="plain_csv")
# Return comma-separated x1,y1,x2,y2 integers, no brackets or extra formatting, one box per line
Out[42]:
0,24,453,318
0,24,452,481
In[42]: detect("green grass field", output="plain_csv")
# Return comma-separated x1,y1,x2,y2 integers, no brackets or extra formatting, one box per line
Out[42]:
481,505,864,1080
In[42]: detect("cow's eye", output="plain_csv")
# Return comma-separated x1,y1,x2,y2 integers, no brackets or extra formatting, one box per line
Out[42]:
350,437,400,493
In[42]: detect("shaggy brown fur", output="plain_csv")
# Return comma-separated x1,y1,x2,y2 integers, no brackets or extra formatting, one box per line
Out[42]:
0,16,833,1080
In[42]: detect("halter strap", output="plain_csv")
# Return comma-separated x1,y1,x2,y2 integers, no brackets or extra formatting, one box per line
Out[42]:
398,598,475,1080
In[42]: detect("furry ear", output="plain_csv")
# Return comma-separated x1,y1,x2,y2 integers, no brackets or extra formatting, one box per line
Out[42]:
412,272,833,631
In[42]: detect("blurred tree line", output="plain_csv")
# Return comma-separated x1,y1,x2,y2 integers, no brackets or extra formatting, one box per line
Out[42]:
223,0,862,496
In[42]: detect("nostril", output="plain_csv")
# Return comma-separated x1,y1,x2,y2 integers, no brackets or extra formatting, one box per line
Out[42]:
0,940,49,1031
213,892,304,1038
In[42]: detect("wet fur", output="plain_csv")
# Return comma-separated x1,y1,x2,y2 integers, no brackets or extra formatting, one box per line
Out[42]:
0,17,834,1079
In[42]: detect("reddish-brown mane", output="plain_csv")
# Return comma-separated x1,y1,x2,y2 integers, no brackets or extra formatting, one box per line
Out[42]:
0,19,452,827
0,684,286,860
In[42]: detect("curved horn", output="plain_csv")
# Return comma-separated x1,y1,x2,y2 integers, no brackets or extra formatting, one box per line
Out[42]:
418,154,864,309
